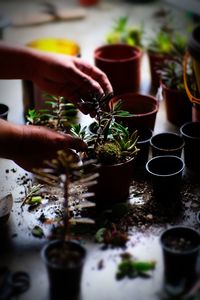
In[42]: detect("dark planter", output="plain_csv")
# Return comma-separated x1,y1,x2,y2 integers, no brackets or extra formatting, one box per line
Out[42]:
146,155,184,203
148,51,171,89
162,85,192,127
0,103,9,120
180,121,200,173
41,239,86,300
150,132,185,158
79,0,99,5
160,226,200,294
90,156,135,210
94,44,142,96
135,128,153,170
110,93,159,131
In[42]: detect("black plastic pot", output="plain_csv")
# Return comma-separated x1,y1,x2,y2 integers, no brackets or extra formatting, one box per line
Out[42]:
146,155,184,203
135,128,153,170
180,121,200,173
41,239,86,300
150,132,185,157
0,103,9,120
160,226,200,294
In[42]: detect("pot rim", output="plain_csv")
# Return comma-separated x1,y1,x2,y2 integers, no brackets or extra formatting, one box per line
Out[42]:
94,43,142,63
146,155,185,177
111,93,159,117
41,239,86,270
160,225,200,254
180,121,200,140
150,132,185,152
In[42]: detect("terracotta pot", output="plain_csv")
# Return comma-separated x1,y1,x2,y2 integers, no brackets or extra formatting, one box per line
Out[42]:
94,44,142,96
160,226,200,295
146,155,184,204
79,0,99,5
148,51,171,89
90,156,135,210
110,93,159,131
0,103,9,120
162,85,192,127
41,239,86,300
150,132,185,158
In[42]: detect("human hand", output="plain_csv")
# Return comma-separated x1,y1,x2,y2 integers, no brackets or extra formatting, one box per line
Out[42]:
30,51,113,117
0,120,86,172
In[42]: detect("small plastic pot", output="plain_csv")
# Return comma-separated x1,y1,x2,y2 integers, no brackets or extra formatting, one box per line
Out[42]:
150,132,185,158
0,103,9,120
135,128,153,169
160,226,200,294
41,239,86,300
180,121,200,173
146,155,184,203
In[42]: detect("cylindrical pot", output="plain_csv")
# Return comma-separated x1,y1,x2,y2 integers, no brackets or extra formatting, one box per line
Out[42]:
94,44,142,96
162,85,192,127
135,128,153,169
0,103,9,120
91,156,135,210
180,121,200,173
160,226,200,294
41,239,86,300
110,93,159,131
148,51,171,89
150,132,185,158
146,155,184,203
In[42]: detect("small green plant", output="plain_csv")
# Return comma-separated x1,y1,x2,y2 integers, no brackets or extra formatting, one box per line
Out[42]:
116,252,156,280
34,150,99,241
106,16,144,48
26,94,77,132
70,94,139,165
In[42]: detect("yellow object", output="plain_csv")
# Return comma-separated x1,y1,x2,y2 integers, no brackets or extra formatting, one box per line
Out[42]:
26,38,80,56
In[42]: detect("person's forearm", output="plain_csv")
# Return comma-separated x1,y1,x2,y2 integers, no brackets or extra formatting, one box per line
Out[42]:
0,41,36,80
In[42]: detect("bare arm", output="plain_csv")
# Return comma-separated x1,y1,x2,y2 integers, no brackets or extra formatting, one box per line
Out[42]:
0,41,113,115
0,119,86,172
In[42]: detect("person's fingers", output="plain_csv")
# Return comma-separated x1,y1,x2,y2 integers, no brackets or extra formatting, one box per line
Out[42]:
34,77,96,115
62,134,87,151
75,61,113,95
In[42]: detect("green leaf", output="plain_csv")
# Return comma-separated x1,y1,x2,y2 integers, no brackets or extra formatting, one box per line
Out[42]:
95,228,106,243
32,225,44,238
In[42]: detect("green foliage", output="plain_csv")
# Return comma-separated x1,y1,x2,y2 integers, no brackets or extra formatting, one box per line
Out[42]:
106,16,144,48
116,252,156,280
70,94,139,164
26,95,77,132
95,142,121,164
147,27,187,55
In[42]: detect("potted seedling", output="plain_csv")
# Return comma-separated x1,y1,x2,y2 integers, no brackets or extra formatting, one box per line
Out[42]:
26,94,77,133
37,150,98,300
71,93,139,210
160,226,200,297
106,16,144,49
160,36,192,127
